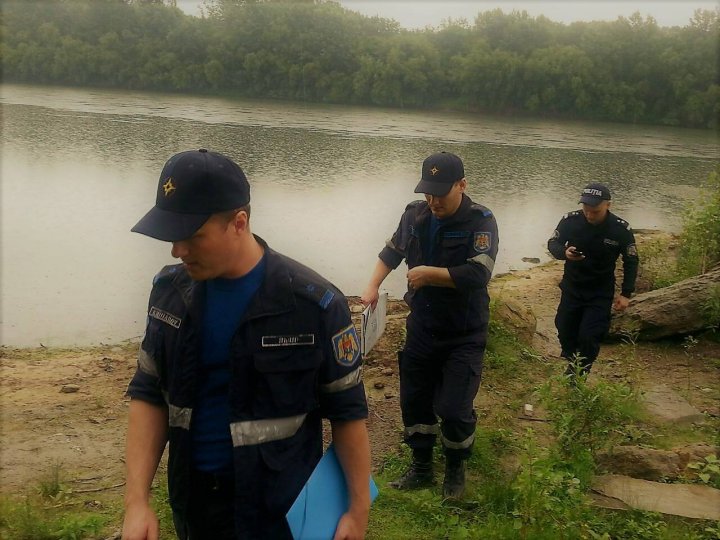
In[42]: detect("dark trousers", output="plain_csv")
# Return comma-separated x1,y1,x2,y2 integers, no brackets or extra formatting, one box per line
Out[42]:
400,316,485,461
172,468,295,540
173,469,236,540
555,289,612,375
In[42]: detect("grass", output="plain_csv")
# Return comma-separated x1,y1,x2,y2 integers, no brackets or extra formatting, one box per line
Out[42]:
2,318,718,540
0,494,106,540
365,316,720,539
0,463,174,540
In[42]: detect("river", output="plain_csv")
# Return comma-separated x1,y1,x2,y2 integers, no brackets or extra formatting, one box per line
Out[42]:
1,83,717,346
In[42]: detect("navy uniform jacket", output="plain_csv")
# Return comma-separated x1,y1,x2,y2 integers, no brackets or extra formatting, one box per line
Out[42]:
379,194,499,335
127,236,368,539
547,210,639,298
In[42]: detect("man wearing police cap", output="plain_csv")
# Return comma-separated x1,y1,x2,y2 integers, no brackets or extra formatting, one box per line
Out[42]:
361,152,499,498
548,182,639,377
122,149,370,539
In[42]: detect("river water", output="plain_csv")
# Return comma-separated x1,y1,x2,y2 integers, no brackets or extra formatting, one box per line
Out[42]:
1,84,717,346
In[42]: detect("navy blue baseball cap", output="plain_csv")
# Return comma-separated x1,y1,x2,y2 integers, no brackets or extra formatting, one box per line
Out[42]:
131,149,250,242
579,182,611,206
414,152,465,196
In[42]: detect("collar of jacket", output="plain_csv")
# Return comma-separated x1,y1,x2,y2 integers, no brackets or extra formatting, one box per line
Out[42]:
415,193,474,228
242,234,296,322
169,234,296,324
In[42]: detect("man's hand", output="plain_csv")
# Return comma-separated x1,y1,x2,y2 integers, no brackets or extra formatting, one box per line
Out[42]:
613,295,630,311
122,501,160,540
565,246,585,261
360,286,379,309
334,508,369,540
407,266,455,290
407,266,432,290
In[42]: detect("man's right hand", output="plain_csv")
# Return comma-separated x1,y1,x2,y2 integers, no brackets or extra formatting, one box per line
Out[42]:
122,502,160,540
360,286,379,310
565,246,585,261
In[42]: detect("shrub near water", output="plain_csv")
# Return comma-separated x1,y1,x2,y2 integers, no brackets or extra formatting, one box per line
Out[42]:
678,166,720,279
539,371,640,467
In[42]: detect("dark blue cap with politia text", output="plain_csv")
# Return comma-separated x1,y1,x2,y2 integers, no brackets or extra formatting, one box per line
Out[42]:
131,149,250,242
579,182,611,206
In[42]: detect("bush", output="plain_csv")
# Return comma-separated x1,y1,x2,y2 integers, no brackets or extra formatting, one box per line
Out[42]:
538,370,640,463
677,166,720,278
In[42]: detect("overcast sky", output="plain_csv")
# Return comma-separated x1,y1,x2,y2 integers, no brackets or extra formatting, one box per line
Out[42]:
341,1,717,28
177,1,718,28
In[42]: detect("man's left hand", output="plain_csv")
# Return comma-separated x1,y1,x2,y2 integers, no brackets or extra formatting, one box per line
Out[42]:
407,266,432,290
613,295,630,311
333,510,368,540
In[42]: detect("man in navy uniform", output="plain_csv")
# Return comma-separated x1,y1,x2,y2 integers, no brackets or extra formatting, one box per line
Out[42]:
361,152,498,498
547,182,639,376
122,149,370,540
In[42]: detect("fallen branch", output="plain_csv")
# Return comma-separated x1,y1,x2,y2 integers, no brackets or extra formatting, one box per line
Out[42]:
73,481,125,493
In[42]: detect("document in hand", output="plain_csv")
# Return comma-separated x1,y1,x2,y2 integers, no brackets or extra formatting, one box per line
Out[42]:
286,444,379,540
361,292,388,358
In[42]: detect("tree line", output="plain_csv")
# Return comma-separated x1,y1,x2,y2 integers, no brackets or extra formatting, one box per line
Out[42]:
2,0,718,128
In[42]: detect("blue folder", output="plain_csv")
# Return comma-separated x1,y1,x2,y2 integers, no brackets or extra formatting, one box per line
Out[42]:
286,444,379,540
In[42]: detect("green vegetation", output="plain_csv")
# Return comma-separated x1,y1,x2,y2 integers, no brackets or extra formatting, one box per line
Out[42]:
1,316,717,538
1,1,718,128
678,166,720,279
0,463,173,540
0,464,106,540
639,166,720,291
687,454,720,489
366,318,719,539
539,370,640,464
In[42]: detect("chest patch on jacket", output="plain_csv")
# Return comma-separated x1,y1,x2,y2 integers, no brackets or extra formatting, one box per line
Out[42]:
261,334,316,347
603,238,620,246
332,325,360,366
148,306,181,329
474,232,492,253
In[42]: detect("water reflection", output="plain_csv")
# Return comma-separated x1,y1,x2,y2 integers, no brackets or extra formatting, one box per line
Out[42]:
1,84,717,347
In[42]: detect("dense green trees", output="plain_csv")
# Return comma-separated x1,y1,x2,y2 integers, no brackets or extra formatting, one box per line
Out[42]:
1,0,717,128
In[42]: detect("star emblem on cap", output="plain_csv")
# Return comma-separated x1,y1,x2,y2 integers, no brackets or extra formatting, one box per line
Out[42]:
162,177,176,197
430,166,439,176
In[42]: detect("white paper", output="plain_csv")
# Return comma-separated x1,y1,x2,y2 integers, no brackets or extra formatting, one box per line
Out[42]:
361,292,387,357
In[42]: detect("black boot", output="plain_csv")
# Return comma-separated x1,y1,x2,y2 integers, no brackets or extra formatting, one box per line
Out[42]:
443,459,466,498
389,450,434,490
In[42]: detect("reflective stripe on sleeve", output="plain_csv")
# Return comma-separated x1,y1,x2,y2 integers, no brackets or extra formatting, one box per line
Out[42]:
230,413,307,447
320,366,363,394
137,347,158,377
468,253,495,273
168,404,192,430
385,238,402,254
404,423,440,437
441,433,475,450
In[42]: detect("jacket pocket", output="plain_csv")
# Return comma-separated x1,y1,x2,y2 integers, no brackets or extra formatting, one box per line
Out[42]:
253,348,322,417
439,235,470,266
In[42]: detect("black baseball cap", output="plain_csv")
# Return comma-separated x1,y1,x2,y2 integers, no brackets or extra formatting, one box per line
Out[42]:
579,182,611,206
131,149,250,242
414,152,465,196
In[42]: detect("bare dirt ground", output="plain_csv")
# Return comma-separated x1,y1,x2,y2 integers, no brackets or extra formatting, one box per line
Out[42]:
2,243,718,503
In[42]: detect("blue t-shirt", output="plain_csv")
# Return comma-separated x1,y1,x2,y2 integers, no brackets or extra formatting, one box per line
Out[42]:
191,256,266,472
426,214,442,264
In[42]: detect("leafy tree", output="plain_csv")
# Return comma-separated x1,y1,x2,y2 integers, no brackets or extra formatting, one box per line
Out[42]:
1,1,717,127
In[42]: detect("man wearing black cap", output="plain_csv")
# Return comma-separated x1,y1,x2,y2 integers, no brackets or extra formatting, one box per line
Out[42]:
361,152,499,499
548,182,639,377
122,149,370,540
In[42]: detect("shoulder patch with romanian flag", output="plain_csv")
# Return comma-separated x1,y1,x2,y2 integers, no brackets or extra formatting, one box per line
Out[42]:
332,324,360,367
